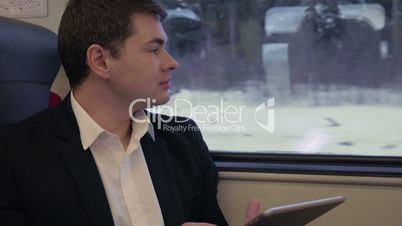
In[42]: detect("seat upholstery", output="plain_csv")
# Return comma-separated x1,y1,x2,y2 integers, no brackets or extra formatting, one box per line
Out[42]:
0,16,61,125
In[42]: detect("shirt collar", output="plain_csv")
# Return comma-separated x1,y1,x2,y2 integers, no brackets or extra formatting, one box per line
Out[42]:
70,92,155,150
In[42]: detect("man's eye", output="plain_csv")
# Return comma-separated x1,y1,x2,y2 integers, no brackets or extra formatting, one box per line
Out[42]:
149,48,159,53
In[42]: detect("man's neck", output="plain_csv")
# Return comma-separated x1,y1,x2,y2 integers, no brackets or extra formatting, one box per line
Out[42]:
72,85,133,150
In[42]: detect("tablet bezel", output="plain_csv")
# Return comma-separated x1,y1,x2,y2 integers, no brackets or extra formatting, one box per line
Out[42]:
245,196,346,226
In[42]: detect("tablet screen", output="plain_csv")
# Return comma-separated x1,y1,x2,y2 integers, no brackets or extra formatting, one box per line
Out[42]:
246,196,345,226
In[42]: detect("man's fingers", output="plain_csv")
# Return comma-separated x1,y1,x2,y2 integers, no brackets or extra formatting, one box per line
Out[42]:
243,198,261,225
181,222,217,226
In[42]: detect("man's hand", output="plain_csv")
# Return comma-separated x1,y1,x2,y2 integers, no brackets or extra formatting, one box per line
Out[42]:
181,223,217,226
243,198,261,225
181,198,261,226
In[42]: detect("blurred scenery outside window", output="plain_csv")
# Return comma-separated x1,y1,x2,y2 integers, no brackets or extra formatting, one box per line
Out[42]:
156,0,402,156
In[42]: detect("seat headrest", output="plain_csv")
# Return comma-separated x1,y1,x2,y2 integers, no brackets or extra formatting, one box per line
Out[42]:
0,16,60,84
0,16,61,125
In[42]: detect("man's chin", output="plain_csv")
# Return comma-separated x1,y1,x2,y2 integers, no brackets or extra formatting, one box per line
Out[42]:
128,93,170,110
153,95,170,106
128,95,169,114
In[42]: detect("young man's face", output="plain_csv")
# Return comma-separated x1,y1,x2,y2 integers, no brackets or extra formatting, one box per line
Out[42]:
107,13,178,109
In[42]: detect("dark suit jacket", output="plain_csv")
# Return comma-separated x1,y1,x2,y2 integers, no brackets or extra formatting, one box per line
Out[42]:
0,96,228,226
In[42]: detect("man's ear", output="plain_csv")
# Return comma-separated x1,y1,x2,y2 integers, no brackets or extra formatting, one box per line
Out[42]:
86,44,112,80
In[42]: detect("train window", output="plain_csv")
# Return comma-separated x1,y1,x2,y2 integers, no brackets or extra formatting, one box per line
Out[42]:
155,0,402,158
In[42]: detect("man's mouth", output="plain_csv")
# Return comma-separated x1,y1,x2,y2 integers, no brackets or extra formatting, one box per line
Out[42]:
159,80,171,89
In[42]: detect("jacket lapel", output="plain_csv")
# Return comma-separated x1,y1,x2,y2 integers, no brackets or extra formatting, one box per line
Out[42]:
141,133,185,226
53,96,114,226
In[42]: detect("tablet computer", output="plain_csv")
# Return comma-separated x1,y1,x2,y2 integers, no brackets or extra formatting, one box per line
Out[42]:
245,196,345,226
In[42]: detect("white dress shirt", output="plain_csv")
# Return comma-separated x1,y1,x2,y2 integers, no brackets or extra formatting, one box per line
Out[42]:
70,92,164,226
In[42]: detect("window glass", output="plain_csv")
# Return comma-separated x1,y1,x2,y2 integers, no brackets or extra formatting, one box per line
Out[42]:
156,0,402,156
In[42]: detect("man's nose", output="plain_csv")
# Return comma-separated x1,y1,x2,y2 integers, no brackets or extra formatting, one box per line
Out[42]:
163,52,179,72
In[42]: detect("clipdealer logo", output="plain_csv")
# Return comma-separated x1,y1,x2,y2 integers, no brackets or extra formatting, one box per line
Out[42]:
128,97,275,133
254,98,275,133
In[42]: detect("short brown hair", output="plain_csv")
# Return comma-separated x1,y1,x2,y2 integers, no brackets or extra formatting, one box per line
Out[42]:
58,0,167,88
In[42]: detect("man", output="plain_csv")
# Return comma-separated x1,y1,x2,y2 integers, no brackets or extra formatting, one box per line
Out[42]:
0,0,260,225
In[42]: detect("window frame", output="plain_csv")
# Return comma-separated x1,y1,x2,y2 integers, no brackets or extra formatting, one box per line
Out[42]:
212,152,402,177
